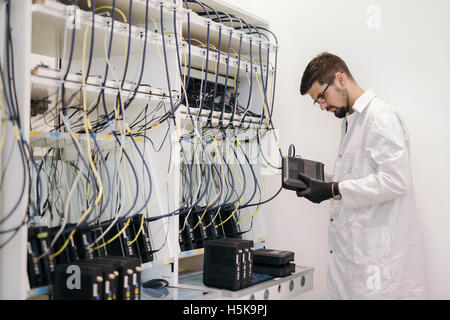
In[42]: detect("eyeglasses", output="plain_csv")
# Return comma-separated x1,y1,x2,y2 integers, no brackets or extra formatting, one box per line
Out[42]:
313,80,333,108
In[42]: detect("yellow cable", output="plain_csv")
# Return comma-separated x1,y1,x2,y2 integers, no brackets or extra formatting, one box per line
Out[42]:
192,137,225,230
128,211,146,246
124,122,174,212
120,122,161,136
96,5,129,73
94,12,179,250
237,174,267,225
237,65,278,225
51,24,105,259
128,124,181,244
214,138,244,229
81,26,104,208
95,6,127,23
91,114,134,251
138,17,158,31
91,154,133,251
255,71,280,150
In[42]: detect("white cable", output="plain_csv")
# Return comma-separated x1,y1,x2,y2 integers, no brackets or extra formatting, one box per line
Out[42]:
49,167,82,250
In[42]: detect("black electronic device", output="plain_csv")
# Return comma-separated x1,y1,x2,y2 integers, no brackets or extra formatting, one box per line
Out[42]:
89,225,108,258
76,260,119,300
103,221,136,258
130,214,154,263
254,262,296,277
27,227,56,287
253,249,294,266
203,239,241,291
49,225,79,265
282,144,325,191
53,263,104,300
203,238,253,291
203,208,221,240
192,207,209,248
219,204,242,239
239,240,254,288
27,228,45,288
74,227,95,260
179,211,197,251
95,256,141,300
143,278,169,289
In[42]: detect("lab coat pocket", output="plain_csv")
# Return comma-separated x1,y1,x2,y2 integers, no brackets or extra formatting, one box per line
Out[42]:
350,225,392,282
352,225,391,264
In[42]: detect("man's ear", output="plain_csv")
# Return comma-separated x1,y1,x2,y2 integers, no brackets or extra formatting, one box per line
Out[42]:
335,71,346,88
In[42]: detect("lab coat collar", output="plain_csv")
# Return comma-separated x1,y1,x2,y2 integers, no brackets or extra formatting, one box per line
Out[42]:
351,89,376,114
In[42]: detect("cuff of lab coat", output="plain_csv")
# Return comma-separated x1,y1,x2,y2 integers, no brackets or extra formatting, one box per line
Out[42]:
338,180,362,210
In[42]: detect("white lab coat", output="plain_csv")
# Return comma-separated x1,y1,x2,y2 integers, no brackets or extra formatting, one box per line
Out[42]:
328,89,427,299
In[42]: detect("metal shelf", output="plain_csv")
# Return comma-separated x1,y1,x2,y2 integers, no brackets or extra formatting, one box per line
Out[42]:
31,0,177,59
30,130,142,150
180,7,277,57
177,105,266,130
141,257,175,270
181,43,273,79
30,70,180,103
179,248,204,259
195,0,271,28
178,266,314,300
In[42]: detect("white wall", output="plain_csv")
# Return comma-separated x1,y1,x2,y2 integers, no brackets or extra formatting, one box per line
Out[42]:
225,0,450,299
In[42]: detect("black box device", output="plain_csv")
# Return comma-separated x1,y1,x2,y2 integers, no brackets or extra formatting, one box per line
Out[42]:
253,249,296,277
253,249,294,266
282,144,325,191
203,238,254,291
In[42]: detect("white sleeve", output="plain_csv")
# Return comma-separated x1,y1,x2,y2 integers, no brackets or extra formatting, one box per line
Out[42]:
338,110,411,210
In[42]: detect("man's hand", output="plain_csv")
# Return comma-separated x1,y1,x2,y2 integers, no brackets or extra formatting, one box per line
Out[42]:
296,173,336,204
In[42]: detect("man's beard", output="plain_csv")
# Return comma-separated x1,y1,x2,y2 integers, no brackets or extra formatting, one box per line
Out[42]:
326,105,349,118
330,88,350,118
333,106,349,119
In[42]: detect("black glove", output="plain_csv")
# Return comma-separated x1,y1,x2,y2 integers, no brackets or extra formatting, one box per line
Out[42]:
296,173,336,204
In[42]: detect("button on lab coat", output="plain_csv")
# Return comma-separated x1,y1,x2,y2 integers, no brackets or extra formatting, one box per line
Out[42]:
328,89,427,299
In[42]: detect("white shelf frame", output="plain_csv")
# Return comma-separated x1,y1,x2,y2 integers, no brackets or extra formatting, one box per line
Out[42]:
0,0,289,300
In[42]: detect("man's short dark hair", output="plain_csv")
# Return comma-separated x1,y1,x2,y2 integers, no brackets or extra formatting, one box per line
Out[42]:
300,52,354,95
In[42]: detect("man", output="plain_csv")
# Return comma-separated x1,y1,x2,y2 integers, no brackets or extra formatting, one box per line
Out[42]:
298,52,426,299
